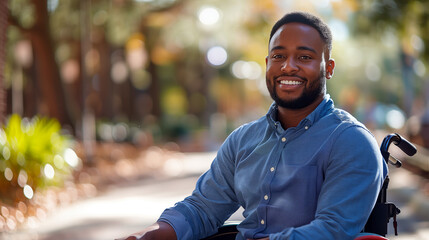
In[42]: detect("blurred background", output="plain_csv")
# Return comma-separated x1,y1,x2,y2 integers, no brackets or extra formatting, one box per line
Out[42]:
0,0,428,239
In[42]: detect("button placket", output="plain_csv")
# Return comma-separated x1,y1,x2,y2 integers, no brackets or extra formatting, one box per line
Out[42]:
258,139,282,231
265,166,274,203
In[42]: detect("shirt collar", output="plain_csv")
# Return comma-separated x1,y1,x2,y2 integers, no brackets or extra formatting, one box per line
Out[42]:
266,94,334,129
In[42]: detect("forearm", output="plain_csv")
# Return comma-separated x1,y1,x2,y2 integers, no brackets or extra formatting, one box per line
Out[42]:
116,221,177,240
157,143,240,239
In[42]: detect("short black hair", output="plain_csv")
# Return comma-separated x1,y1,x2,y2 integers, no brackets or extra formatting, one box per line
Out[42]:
269,11,332,52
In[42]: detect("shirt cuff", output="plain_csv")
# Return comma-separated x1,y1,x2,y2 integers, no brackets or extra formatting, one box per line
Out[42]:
158,208,194,240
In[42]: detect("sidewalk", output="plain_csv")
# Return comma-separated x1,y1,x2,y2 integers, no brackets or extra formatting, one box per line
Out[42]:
0,152,216,240
387,167,429,240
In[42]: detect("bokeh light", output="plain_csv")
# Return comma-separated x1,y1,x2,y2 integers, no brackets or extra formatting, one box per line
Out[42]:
54,154,65,169
365,63,381,81
2,146,10,160
1,206,9,218
198,7,221,26
162,87,188,116
386,109,406,129
4,168,13,181
411,35,424,53
64,148,79,168
93,10,108,26
131,69,152,90
98,123,114,142
231,61,262,80
85,49,101,75
23,185,34,199
111,61,129,84
17,170,28,187
413,59,426,77
13,40,33,68
126,34,148,70
207,46,228,66
44,164,55,179
61,59,80,84
6,217,16,231
112,123,129,142
17,153,25,166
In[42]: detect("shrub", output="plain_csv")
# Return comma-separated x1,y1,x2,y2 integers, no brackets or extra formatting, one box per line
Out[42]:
0,114,76,206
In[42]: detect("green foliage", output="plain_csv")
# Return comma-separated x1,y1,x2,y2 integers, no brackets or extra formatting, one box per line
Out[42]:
0,114,75,205
352,0,429,61
9,0,35,29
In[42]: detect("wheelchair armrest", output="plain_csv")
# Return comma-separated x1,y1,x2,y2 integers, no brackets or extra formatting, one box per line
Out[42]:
202,224,391,240
201,223,239,240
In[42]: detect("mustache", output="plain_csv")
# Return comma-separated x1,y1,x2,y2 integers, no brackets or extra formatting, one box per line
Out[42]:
274,74,306,81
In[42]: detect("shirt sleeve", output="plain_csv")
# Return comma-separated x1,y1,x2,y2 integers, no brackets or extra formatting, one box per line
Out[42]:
270,126,388,240
158,131,241,240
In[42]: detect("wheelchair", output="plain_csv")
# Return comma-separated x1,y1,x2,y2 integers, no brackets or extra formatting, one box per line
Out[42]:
202,133,417,240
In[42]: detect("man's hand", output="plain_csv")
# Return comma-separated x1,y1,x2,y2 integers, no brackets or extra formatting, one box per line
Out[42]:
115,222,176,240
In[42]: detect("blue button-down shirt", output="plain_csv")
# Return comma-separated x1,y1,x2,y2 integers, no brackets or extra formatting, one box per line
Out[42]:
159,95,387,240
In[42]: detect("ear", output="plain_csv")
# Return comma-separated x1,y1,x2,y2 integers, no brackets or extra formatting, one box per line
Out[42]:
325,59,335,79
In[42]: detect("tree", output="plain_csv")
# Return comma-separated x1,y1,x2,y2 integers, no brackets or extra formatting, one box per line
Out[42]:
352,0,429,61
351,0,429,116
8,0,73,128
5,0,186,131
0,0,8,124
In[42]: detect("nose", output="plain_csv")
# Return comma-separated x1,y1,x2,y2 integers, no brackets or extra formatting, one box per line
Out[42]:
281,58,299,74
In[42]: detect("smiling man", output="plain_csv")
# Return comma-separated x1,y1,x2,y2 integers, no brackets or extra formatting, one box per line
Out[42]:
265,16,335,129
118,12,387,240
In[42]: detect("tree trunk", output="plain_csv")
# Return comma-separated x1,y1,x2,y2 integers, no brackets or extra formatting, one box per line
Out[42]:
29,0,72,128
96,31,114,119
0,0,8,124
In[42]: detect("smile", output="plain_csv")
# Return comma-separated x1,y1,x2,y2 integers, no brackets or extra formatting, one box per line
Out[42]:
280,80,303,85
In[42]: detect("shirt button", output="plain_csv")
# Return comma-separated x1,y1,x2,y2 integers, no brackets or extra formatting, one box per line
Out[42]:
261,219,265,225
270,167,275,172
264,195,269,200
305,126,309,130
281,137,286,142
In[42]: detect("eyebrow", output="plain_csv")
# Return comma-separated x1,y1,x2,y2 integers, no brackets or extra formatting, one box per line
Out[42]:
297,46,317,54
269,45,318,54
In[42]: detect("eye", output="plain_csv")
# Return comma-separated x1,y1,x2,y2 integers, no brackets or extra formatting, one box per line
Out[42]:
271,54,284,60
298,55,312,60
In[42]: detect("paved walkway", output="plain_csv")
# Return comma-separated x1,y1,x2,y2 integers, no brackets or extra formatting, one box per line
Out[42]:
1,152,428,240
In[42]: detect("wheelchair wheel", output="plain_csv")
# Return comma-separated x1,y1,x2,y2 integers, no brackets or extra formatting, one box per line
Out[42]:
354,234,389,240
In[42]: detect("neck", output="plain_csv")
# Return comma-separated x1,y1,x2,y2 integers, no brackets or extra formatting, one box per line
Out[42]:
277,97,323,129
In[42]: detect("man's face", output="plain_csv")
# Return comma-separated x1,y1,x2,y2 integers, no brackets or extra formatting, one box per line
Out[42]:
265,22,334,109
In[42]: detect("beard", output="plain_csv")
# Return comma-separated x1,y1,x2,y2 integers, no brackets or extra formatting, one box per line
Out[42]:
268,69,326,109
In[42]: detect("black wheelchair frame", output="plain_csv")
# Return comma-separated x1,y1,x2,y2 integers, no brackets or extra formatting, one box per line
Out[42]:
202,133,417,240
363,133,417,236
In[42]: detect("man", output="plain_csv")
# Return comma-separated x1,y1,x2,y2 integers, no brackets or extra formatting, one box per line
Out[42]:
119,11,387,240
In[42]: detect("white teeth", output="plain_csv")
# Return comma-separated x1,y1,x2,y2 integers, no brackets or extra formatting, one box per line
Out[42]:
280,80,302,85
